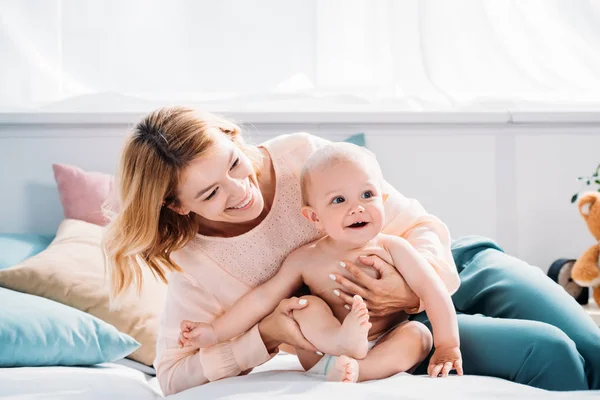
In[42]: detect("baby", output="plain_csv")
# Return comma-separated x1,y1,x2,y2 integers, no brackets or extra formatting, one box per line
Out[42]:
180,142,463,383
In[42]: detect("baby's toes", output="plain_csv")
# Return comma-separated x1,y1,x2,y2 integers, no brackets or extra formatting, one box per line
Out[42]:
345,366,354,379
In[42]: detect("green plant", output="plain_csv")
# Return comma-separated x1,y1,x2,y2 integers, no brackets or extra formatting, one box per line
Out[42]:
572,163,600,203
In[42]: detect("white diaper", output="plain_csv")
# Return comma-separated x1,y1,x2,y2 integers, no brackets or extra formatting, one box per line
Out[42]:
306,354,337,376
367,319,409,350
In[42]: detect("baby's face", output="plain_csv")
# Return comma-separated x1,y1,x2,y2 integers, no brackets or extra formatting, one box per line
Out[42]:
305,160,385,246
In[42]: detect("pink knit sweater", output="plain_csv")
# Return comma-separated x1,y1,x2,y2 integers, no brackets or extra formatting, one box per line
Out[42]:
154,132,459,395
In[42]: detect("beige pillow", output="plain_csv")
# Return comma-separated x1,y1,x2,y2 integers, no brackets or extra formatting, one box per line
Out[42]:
0,219,167,366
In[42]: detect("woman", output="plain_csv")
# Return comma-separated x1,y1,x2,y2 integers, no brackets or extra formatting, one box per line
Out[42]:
104,107,600,396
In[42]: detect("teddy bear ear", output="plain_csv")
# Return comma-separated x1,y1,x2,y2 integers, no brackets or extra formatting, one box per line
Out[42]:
581,202,592,217
578,193,598,217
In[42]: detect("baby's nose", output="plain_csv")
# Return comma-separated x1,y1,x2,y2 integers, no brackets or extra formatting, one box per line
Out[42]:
349,205,365,214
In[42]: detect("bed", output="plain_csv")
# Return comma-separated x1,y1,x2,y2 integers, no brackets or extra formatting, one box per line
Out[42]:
1,131,600,399
2,353,600,399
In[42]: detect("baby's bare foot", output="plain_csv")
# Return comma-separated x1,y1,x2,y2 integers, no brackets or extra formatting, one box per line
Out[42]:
327,355,360,383
336,295,371,359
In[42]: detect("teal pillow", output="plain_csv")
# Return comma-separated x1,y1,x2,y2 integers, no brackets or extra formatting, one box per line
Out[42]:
0,287,140,367
344,132,366,147
0,234,55,270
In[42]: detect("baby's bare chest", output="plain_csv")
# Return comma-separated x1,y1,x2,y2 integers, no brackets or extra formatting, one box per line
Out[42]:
302,246,392,303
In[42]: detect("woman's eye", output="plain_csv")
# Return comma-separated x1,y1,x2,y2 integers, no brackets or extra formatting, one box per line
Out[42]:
332,196,345,204
230,157,240,170
362,191,373,199
205,188,218,201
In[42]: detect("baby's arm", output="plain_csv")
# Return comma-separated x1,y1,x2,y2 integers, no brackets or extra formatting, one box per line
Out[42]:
380,234,462,376
182,252,305,347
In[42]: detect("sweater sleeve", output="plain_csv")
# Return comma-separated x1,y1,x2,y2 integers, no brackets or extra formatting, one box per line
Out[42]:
380,179,460,312
154,273,276,396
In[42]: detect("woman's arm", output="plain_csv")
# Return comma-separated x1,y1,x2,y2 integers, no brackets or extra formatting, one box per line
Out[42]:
155,273,275,395
185,257,305,346
156,264,316,395
380,179,460,296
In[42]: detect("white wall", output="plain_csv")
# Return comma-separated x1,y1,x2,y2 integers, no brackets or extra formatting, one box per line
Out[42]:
1,112,598,273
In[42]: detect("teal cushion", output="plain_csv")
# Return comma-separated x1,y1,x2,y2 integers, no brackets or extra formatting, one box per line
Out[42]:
0,234,55,270
0,287,140,367
344,132,366,147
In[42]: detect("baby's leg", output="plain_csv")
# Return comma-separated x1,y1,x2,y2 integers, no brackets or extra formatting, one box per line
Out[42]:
351,320,433,382
292,295,371,360
296,348,324,371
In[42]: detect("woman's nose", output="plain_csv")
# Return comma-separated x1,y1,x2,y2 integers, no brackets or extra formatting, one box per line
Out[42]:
228,178,246,196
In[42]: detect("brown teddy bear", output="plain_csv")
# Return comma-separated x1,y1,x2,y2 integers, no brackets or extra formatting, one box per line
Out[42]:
571,192,600,306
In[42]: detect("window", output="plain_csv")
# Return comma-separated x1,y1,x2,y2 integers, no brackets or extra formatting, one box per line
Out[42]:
2,0,600,112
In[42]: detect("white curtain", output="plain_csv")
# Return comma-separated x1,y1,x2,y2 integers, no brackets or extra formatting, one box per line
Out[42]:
2,0,600,112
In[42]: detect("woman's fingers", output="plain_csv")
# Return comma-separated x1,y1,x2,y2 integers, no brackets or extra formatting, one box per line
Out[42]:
280,297,317,352
330,273,369,299
341,261,377,287
281,297,309,314
336,290,376,315
334,289,355,308
358,255,394,277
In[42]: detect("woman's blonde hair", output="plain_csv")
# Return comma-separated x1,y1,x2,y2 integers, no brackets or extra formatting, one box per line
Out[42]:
102,106,261,304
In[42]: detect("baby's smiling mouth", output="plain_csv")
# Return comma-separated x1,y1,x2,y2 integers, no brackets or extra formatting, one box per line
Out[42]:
347,222,369,229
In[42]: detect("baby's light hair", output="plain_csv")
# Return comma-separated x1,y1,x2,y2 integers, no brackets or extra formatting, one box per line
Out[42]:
300,142,381,206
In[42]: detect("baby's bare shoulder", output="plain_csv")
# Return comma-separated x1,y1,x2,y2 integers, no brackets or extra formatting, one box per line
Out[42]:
285,241,319,262
283,239,330,268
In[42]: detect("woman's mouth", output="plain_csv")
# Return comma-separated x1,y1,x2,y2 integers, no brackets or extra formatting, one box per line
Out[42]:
227,186,254,211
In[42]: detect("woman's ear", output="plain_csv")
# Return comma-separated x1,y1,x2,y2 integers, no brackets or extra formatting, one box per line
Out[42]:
166,203,190,216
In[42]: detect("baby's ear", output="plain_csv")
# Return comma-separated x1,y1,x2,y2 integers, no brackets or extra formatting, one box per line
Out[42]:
301,206,320,224
382,193,389,202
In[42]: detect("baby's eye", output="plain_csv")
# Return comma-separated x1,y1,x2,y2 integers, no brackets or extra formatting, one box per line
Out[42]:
332,196,345,204
362,191,374,199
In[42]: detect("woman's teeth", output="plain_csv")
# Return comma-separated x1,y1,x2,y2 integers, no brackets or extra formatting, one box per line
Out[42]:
230,189,253,210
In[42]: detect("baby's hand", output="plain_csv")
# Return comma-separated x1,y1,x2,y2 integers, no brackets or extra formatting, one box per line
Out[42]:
178,320,218,349
428,346,463,378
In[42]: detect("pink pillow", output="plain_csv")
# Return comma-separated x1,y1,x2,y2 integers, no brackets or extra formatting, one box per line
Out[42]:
52,164,118,226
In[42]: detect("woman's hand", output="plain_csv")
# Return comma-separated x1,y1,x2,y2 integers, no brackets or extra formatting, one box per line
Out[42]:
330,254,421,317
258,297,318,354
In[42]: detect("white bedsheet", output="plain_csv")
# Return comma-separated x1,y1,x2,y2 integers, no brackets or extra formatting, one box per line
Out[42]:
2,353,600,400
0,362,162,400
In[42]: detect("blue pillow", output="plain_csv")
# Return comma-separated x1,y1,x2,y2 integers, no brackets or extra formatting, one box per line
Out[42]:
344,132,366,147
0,234,55,270
0,287,139,367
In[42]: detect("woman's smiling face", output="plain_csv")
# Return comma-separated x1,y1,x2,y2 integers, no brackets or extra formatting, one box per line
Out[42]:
174,132,265,223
